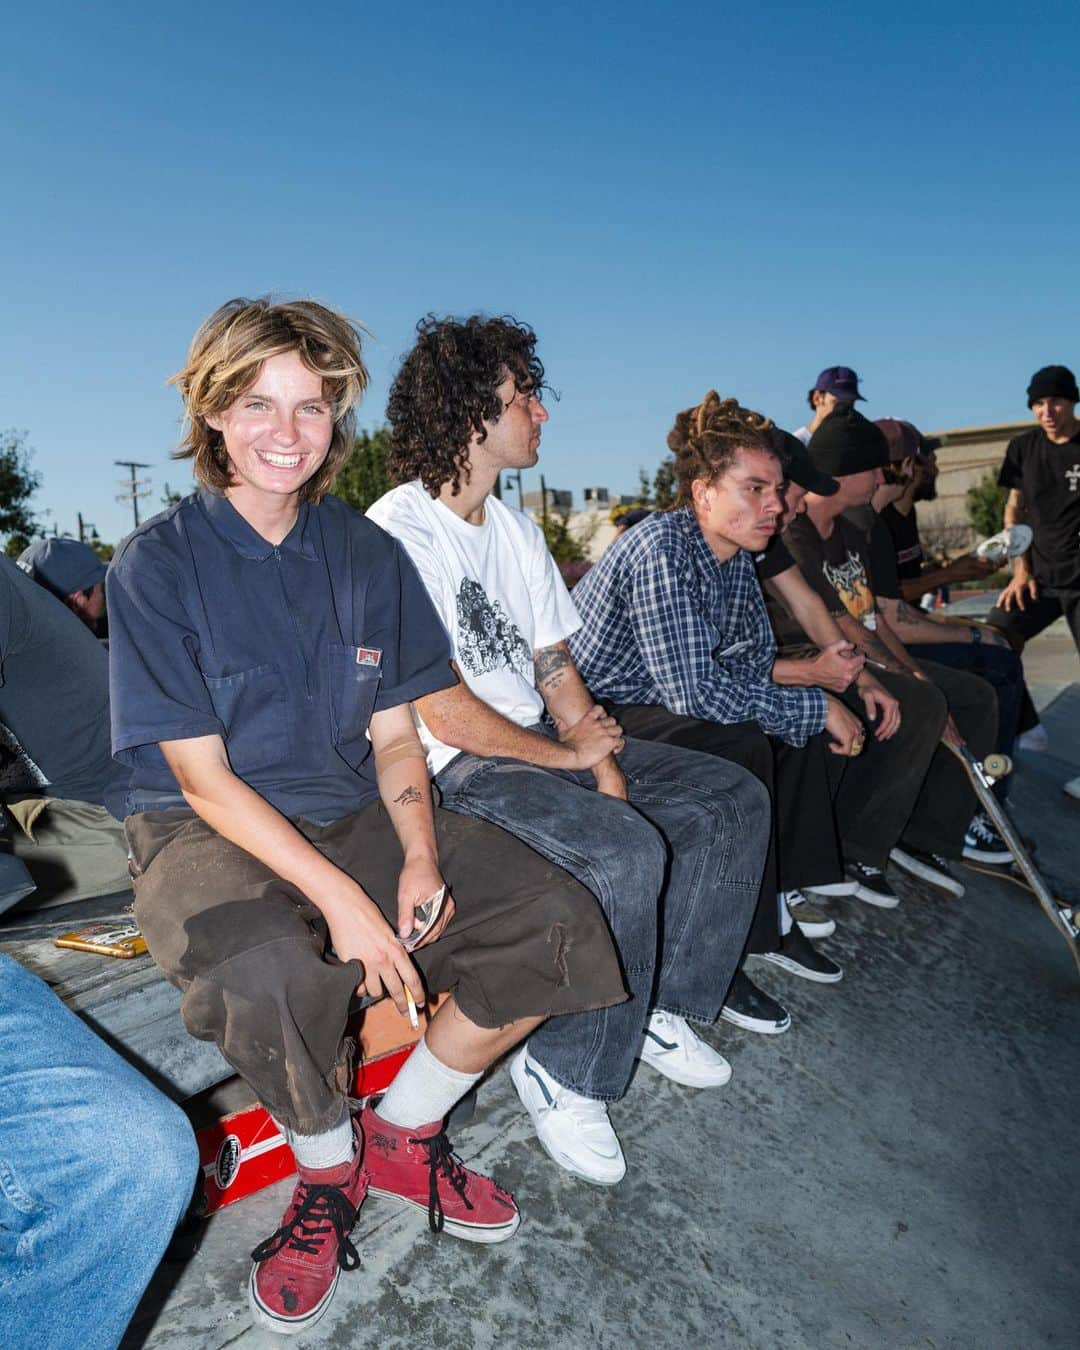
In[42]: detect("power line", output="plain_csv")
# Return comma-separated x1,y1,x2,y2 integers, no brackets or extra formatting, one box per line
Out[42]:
115,460,153,530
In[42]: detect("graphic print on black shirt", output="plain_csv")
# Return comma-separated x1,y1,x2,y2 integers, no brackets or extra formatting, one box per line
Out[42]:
455,577,533,678
999,429,1080,590
881,502,924,581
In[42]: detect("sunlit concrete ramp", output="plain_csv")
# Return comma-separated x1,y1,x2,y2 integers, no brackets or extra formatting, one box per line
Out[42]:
128,686,1080,1350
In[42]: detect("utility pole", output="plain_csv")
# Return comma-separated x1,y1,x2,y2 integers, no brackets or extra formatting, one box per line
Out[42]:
115,461,152,530
540,473,549,532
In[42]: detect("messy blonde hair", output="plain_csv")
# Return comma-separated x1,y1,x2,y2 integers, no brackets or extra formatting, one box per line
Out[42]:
170,297,369,502
667,391,774,507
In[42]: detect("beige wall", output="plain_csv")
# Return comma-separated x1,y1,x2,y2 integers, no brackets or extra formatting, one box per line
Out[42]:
918,419,1033,551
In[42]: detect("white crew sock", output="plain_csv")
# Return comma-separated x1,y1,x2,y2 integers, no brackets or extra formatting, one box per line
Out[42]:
778,891,796,937
275,1101,354,1171
375,1035,482,1130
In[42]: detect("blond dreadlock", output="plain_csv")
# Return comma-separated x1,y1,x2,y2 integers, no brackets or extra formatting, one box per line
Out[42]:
668,391,774,507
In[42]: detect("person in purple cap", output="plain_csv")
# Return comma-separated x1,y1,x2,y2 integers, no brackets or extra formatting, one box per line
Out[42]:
793,366,865,446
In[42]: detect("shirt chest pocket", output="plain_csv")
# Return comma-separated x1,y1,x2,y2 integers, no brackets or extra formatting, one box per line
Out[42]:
203,664,289,774
328,643,382,771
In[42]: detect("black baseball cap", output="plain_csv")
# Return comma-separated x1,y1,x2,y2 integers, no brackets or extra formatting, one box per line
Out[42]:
807,405,889,477
768,426,838,495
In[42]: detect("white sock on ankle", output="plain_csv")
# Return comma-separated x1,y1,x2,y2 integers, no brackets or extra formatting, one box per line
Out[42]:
375,1035,481,1130
778,892,795,937
275,1101,354,1171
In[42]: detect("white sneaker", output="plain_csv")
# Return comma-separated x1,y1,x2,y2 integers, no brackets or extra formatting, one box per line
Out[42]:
509,1046,626,1185
1064,775,1080,802
1017,725,1049,753
638,1010,732,1088
801,878,858,899
782,889,837,938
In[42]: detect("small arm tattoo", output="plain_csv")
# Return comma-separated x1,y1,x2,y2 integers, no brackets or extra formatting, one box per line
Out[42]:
534,644,571,690
392,785,424,807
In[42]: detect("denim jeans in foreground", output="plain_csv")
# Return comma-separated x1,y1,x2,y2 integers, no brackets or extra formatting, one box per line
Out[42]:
435,732,768,1101
0,954,198,1349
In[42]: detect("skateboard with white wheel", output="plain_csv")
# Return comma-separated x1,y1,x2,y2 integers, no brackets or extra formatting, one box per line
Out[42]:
945,743,1080,977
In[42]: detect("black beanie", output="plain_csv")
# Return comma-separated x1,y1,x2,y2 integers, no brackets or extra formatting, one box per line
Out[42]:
806,405,889,477
1026,365,1079,407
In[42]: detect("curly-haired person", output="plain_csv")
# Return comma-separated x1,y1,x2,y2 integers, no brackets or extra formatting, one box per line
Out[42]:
368,316,772,1186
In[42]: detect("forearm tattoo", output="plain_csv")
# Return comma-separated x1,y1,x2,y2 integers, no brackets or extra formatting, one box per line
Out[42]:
392,785,424,807
534,644,571,691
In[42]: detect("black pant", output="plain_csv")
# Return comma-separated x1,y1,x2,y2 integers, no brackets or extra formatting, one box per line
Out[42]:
604,707,844,955
838,661,997,861
986,583,1080,657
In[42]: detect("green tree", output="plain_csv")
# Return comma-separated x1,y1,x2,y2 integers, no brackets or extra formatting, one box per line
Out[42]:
966,472,1007,539
540,509,588,565
652,456,676,510
0,429,41,550
334,427,393,514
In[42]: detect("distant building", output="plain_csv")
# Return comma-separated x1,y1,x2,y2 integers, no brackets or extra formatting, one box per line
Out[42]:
522,487,573,512
922,420,1030,551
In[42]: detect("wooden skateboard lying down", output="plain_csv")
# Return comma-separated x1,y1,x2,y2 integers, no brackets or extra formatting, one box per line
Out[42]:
946,743,1080,978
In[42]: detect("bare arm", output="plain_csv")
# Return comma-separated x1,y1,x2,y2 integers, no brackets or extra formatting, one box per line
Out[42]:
160,730,424,1015
833,611,918,677
533,641,627,798
997,488,1040,611
765,568,864,692
899,554,998,603
370,702,455,946
416,659,620,772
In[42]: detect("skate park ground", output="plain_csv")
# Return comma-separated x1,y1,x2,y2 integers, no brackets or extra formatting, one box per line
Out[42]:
126,618,1080,1350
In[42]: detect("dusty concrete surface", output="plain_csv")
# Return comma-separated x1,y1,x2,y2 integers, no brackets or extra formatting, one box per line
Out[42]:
125,667,1080,1350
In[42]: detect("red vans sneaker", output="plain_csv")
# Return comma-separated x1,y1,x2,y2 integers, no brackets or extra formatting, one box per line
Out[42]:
360,1104,520,1243
248,1127,368,1336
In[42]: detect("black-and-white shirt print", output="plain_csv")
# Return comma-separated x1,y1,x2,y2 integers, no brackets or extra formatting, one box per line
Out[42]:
455,577,533,678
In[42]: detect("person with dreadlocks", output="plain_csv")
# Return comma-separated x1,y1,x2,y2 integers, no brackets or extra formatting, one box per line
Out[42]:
569,392,861,1031
369,315,770,1188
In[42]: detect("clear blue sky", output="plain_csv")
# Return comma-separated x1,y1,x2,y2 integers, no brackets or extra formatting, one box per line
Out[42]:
2,0,1077,543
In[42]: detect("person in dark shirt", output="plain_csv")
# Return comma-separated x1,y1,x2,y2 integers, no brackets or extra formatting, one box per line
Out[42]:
0,555,129,905
986,365,1080,655
107,297,625,1336
783,407,999,899
864,419,1029,853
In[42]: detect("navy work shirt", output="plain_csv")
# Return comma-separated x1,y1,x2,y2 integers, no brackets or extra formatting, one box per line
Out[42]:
106,490,455,823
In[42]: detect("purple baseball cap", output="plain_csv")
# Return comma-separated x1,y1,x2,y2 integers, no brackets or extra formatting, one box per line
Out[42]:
813,366,865,403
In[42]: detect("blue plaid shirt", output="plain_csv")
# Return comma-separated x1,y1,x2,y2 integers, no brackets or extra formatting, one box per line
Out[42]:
570,509,826,746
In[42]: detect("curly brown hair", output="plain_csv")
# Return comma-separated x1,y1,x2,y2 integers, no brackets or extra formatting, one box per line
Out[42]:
169,296,369,504
668,391,775,507
387,315,546,497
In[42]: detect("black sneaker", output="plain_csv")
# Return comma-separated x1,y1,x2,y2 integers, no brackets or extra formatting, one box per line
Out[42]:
845,861,900,909
719,970,791,1035
962,811,1013,864
889,846,965,898
753,926,843,984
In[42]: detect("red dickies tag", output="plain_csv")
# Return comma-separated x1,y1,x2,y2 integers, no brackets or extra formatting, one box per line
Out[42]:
356,647,382,667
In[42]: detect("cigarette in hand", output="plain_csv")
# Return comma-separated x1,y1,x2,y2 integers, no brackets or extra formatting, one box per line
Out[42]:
404,985,419,1031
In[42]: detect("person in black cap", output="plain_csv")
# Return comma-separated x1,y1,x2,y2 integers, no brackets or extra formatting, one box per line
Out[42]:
782,406,1000,899
18,537,108,635
986,365,1080,659
793,366,865,446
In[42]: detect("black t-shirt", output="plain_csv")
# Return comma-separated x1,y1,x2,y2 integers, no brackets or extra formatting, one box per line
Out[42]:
881,502,924,581
753,535,795,582
784,513,880,631
998,428,1080,590
843,507,901,600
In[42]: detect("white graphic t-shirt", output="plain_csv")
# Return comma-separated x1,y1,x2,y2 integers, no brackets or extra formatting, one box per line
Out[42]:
367,481,581,774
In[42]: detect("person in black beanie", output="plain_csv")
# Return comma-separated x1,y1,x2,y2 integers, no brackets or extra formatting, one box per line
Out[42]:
985,365,1080,799
986,365,1080,656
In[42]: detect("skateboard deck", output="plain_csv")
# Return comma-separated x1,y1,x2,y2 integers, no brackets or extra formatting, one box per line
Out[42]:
945,741,1080,977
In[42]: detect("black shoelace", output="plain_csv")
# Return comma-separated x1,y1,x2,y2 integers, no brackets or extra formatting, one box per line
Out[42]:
410,1129,474,1233
251,1182,360,1271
